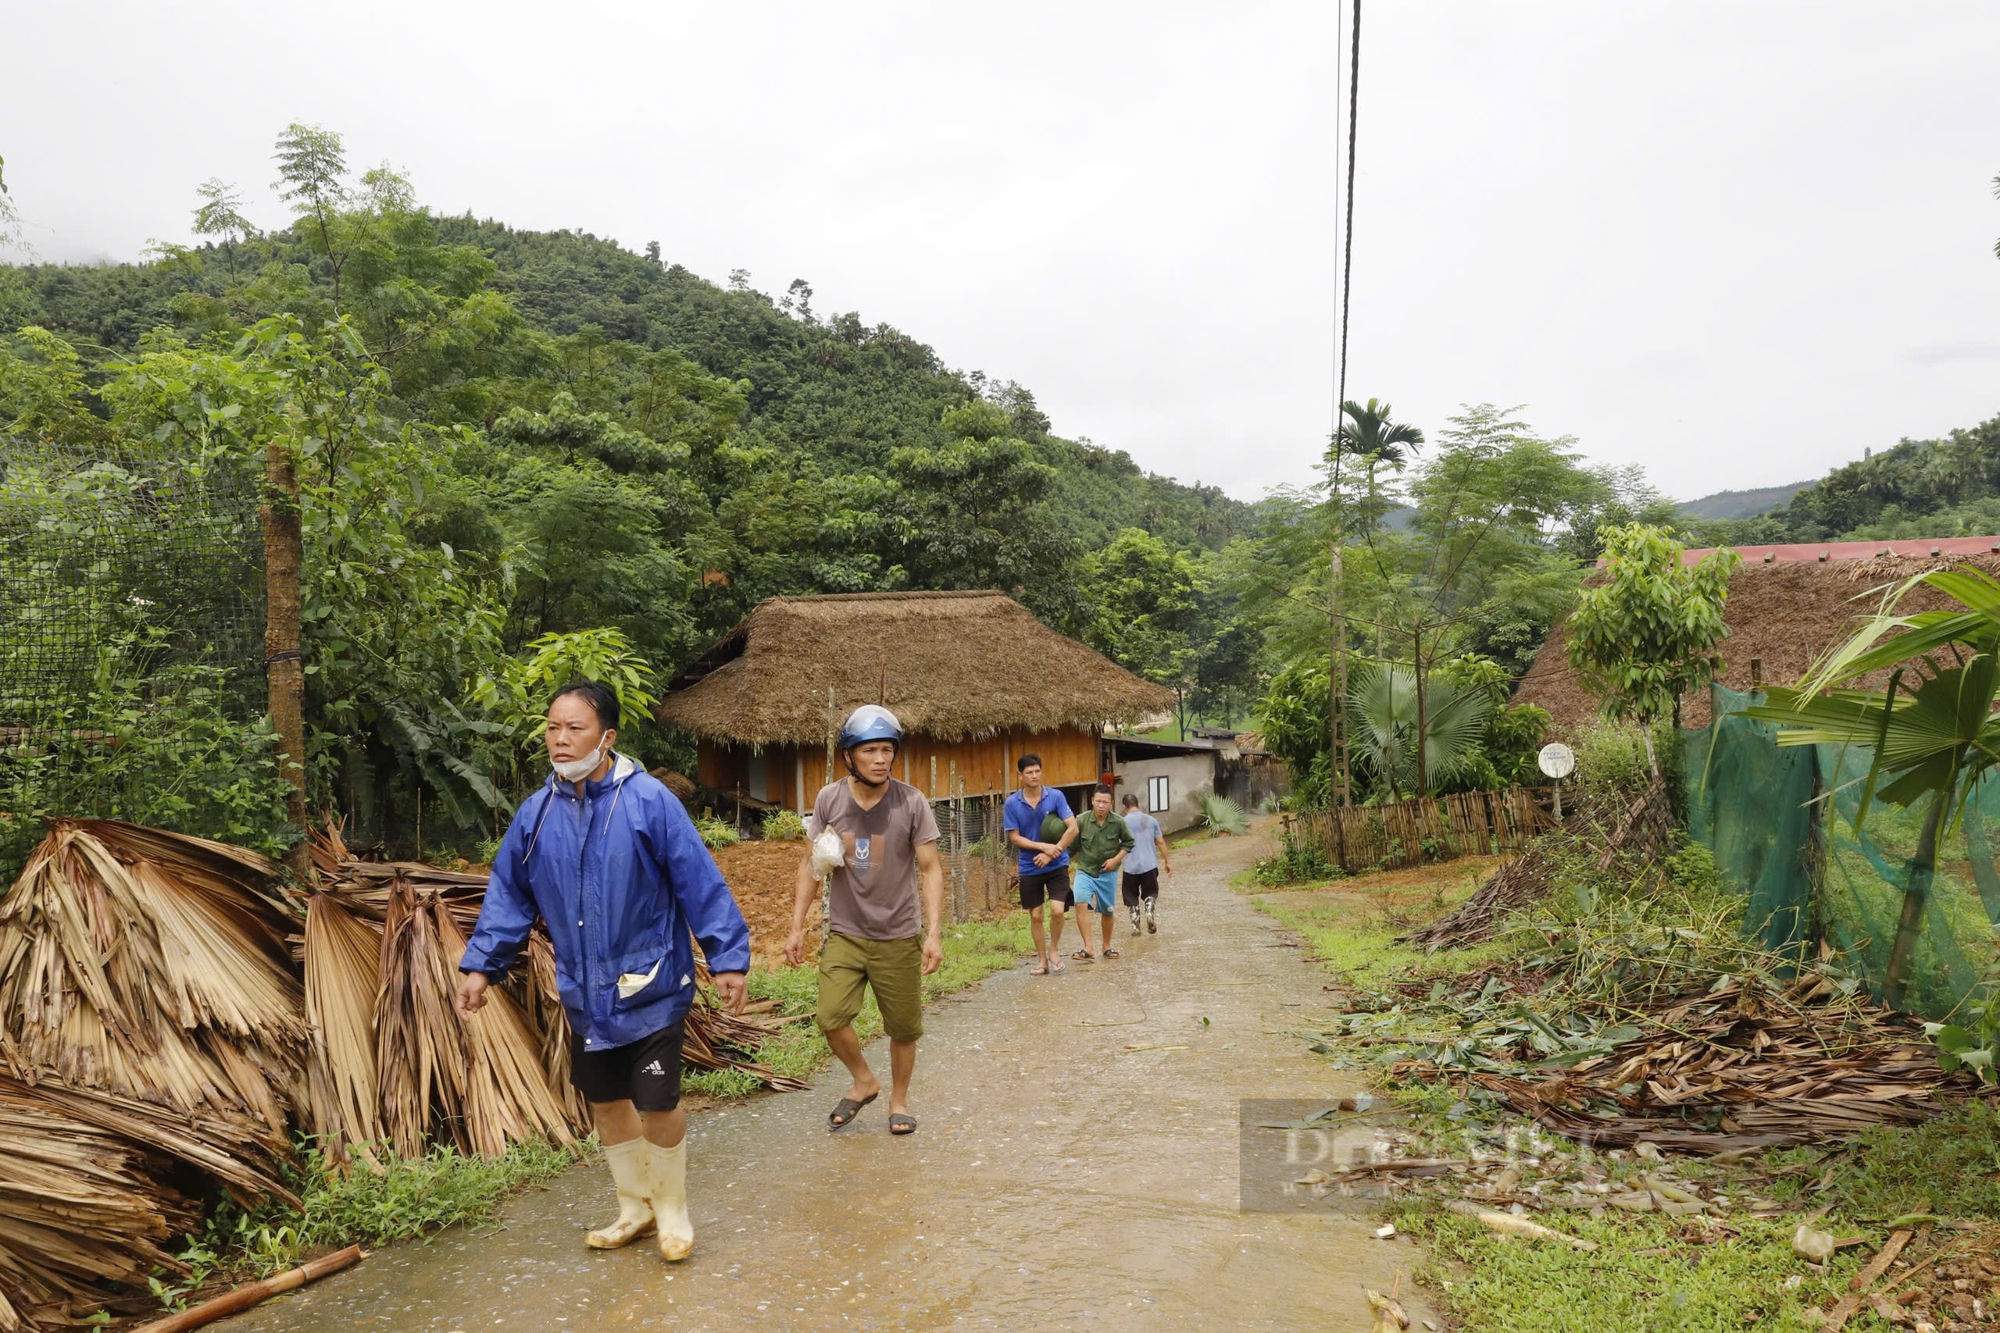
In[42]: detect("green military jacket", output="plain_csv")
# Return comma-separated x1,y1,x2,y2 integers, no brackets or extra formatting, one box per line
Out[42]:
1072,807,1136,873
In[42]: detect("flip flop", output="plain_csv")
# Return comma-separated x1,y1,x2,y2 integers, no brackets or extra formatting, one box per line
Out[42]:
828,1091,878,1130
1071,950,1095,962
1050,958,1066,974
1029,961,1051,976
1102,948,1120,958
889,1113,918,1136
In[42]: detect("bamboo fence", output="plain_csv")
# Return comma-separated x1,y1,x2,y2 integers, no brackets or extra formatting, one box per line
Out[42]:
1284,787,1551,873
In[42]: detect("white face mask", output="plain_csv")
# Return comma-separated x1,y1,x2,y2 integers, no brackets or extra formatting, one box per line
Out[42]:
553,739,608,782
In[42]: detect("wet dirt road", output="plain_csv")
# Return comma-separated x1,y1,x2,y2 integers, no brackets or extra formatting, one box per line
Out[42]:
230,828,1428,1333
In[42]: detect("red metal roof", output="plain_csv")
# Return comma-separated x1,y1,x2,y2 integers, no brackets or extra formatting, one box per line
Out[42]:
1597,536,2000,568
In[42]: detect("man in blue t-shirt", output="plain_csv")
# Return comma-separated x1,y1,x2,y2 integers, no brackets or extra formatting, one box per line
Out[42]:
1002,753,1079,975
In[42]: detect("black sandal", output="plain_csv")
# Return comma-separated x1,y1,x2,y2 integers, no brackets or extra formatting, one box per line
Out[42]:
1072,950,1095,962
889,1112,918,1136
828,1091,878,1131
1102,948,1120,958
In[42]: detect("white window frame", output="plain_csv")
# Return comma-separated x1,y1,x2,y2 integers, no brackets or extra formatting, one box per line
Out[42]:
1147,774,1170,813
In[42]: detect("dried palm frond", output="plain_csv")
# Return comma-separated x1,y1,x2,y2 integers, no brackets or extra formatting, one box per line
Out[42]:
522,933,589,1126
301,894,383,1167
374,886,468,1159
1448,970,1970,1153
434,909,581,1154
0,1074,295,1332
683,963,812,1093
0,820,305,1129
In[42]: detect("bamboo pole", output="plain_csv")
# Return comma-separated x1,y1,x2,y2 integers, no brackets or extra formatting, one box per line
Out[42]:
130,1246,365,1333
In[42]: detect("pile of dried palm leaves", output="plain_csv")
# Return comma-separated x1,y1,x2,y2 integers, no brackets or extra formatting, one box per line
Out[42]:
1393,968,1976,1155
0,821,301,1332
305,826,806,1168
1403,777,1676,950
0,819,806,1331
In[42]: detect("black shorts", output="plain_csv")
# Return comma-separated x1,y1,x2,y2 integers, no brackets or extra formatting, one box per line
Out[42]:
569,1018,686,1111
1122,868,1160,905
1018,866,1073,910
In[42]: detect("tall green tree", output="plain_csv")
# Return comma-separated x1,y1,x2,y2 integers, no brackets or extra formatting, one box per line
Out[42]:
1567,522,1739,776
1081,527,1204,732
889,399,1082,625
1349,405,1598,791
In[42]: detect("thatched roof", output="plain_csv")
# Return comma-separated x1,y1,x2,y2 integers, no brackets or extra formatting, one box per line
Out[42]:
656,591,1175,744
1516,551,2000,735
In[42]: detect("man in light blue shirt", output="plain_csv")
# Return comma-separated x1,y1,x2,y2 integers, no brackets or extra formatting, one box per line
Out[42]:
1120,793,1172,935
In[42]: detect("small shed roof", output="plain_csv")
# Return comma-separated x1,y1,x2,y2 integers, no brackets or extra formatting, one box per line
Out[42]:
657,591,1175,745
1517,550,2000,735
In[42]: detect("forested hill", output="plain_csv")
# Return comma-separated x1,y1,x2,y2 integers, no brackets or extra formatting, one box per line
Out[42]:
1675,481,1810,522
465,220,1246,551
1687,411,2000,546
0,218,1244,562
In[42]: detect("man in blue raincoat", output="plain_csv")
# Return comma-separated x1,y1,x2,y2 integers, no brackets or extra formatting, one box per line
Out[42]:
455,680,750,1263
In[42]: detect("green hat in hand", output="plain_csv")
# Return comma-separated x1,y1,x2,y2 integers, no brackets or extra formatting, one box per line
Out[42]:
1039,811,1067,844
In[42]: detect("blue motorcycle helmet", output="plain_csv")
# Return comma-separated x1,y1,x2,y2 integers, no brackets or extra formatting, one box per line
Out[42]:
839,705,904,785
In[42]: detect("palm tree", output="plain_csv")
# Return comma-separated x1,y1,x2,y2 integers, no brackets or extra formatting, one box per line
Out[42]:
1746,565,2000,1009
1348,658,1492,799
1335,398,1425,542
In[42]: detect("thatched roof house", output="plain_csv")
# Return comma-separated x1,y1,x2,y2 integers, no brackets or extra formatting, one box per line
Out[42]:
657,591,1174,809
1515,546,2000,735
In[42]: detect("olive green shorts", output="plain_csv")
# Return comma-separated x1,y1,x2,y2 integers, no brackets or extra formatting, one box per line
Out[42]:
816,932,925,1044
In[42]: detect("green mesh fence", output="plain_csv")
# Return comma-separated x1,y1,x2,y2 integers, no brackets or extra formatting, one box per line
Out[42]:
0,438,263,809
1679,684,2000,1019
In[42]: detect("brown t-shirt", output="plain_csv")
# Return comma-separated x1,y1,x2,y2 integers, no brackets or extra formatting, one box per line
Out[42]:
808,779,940,941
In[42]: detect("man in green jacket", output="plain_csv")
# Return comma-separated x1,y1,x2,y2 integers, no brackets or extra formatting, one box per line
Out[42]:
1067,783,1135,961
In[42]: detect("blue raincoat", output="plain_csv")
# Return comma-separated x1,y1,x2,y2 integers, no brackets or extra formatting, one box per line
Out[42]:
460,754,752,1052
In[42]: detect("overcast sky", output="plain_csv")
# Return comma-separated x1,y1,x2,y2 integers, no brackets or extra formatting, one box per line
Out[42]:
3,2,1996,503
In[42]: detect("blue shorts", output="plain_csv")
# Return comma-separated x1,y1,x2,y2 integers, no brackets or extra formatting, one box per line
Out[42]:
1073,869,1118,913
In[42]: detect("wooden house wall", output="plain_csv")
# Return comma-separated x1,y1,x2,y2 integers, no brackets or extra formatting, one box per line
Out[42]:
697,727,1104,811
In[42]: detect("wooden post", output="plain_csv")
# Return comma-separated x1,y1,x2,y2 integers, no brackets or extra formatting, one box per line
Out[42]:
824,687,836,789
948,760,963,923
1750,657,1764,689
260,438,309,876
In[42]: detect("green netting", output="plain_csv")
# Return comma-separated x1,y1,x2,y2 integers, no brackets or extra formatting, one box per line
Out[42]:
1678,684,2000,1019
1680,686,1819,957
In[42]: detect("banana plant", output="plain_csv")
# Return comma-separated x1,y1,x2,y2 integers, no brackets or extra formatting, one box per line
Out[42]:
1744,565,2000,1010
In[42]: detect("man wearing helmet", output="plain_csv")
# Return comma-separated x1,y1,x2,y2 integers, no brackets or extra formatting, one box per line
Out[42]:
784,705,944,1136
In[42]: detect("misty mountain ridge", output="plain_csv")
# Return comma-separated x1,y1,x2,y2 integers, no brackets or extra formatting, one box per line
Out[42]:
1676,482,1813,521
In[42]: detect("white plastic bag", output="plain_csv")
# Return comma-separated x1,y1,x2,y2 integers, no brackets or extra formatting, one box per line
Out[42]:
615,958,661,999
809,828,845,878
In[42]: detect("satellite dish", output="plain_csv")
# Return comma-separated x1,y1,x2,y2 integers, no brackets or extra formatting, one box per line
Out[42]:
1538,742,1576,781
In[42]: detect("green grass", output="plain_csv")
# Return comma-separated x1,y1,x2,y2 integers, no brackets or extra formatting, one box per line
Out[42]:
1392,1204,1866,1333
164,1136,590,1306
1251,892,1513,993
680,915,1033,1099
1755,1101,2000,1220
1253,871,2000,1333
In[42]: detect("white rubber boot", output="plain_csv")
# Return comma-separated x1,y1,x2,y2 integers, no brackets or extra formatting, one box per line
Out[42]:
585,1138,655,1249
1129,906,1142,935
1145,897,1158,933
647,1139,694,1261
